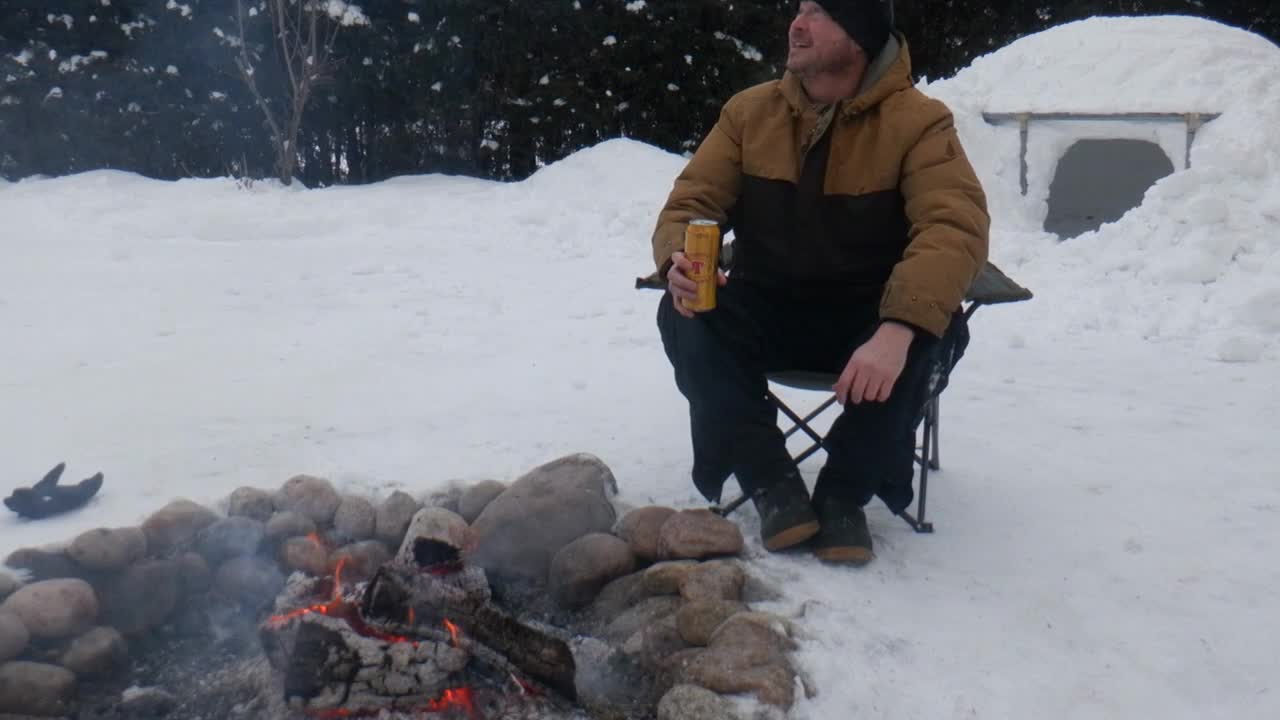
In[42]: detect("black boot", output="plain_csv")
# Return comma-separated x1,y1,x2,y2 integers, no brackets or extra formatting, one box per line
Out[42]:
750,471,821,552
812,497,874,566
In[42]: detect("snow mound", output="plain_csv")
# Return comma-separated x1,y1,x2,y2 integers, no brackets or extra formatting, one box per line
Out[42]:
921,16,1280,362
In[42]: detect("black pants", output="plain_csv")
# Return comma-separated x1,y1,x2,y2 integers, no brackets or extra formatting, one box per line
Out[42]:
657,280,936,513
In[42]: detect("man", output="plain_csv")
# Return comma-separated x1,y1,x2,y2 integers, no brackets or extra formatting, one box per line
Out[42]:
652,1,989,565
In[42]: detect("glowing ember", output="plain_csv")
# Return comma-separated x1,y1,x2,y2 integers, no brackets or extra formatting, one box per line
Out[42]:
407,606,416,626
304,687,479,719
443,618,462,645
510,672,543,697
266,558,411,644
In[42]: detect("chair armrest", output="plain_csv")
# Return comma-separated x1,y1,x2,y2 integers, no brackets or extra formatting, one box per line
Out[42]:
966,262,1033,306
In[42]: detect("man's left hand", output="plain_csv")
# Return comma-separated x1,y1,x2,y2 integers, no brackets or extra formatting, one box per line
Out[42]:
834,322,916,405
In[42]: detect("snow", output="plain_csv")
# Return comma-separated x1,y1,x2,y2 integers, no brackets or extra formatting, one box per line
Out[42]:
1,15,1277,720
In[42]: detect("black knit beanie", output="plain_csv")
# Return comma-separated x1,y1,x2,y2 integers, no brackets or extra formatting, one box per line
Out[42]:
814,1,893,59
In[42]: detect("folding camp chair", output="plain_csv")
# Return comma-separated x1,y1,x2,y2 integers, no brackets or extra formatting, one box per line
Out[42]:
716,262,1033,533
635,258,1032,533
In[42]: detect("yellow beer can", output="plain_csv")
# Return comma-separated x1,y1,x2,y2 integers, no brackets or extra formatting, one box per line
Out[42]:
682,219,721,312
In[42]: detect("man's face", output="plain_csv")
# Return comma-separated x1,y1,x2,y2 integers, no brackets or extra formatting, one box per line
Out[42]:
787,1,862,77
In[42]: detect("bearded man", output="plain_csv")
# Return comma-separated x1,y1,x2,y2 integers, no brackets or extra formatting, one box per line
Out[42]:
652,1,989,565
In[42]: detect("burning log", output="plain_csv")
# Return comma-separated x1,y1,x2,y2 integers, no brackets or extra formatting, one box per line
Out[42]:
362,562,578,702
260,544,578,717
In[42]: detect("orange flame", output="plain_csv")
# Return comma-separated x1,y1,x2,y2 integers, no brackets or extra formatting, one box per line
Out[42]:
304,687,478,719
407,606,416,626
331,557,347,599
443,619,461,645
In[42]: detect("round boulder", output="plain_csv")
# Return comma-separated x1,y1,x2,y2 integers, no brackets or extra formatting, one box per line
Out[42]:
280,536,330,576
0,578,97,639
0,661,77,716
332,495,377,542
0,612,28,664
395,507,470,565
676,599,748,647
658,510,744,560
227,486,275,522
457,480,506,523
66,527,148,572
329,541,391,584
375,491,422,548
616,506,677,563
215,556,285,608
657,684,735,720
678,559,746,603
196,516,266,564
0,573,18,601
549,533,637,609
60,626,128,678
4,547,85,582
273,474,341,525
141,499,220,554
176,552,212,595
99,560,182,635
469,453,618,584
265,510,318,544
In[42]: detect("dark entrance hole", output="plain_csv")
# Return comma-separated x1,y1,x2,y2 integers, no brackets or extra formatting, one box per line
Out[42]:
1044,138,1175,239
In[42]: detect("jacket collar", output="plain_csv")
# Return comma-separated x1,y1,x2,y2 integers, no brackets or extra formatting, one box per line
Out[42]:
779,33,913,116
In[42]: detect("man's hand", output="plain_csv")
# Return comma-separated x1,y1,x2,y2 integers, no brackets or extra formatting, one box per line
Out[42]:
834,322,916,404
667,251,728,318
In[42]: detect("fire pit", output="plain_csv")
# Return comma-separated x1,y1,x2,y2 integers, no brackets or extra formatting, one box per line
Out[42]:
0,454,808,720
261,540,579,718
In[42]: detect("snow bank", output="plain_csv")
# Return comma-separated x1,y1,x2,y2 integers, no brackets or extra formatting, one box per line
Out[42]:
921,16,1280,362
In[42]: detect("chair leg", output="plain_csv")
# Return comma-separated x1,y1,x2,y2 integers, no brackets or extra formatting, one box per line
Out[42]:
899,398,936,533
928,396,941,471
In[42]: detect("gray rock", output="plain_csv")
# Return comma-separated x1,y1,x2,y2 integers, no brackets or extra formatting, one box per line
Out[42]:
0,575,17,602
0,661,76,716
395,508,470,565
549,533,636,609
616,506,678,563
141,499,220,554
264,511,318,544
642,561,698,596
279,536,329,576
658,510,744,560
329,541,391,584
0,614,27,664
456,480,505,523
657,684,736,720
3,548,84,583
0,579,97,640
680,656,795,709
375,491,422,548
469,453,618,583
175,552,212,595
710,614,794,657
624,615,688,671
120,686,176,717
677,599,749,647
66,527,147,572
588,572,647,622
99,560,182,635
59,626,127,678
679,559,746,603
227,486,275,522
425,485,463,515
214,556,284,608
274,474,342,525
602,595,681,645
332,495,376,542
196,517,266,565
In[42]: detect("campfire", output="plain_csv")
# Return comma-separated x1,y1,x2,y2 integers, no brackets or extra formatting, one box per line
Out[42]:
260,538,578,719
1,455,804,720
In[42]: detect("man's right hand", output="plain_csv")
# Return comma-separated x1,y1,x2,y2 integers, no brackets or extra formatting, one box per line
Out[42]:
667,251,728,318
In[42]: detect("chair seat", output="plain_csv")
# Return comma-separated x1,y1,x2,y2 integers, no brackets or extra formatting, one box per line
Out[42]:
766,371,839,392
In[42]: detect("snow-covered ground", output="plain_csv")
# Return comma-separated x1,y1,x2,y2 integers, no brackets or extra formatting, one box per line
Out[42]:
2,15,1278,720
